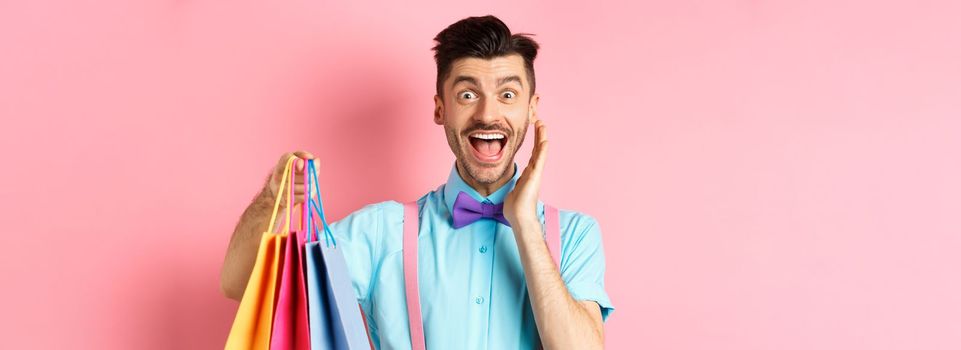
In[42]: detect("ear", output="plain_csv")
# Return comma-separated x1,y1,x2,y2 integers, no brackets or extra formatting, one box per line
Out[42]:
433,94,445,125
528,93,540,123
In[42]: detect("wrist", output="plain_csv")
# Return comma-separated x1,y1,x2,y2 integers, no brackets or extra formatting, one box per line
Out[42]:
512,218,543,238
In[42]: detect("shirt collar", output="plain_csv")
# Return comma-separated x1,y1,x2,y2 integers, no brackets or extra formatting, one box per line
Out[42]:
443,161,520,216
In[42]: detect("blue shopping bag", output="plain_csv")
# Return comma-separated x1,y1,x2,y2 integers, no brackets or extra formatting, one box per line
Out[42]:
304,160,372,350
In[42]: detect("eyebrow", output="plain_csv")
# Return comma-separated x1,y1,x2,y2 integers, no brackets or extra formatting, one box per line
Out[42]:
451,75,479,87
497,75,523,87
451,75,524,88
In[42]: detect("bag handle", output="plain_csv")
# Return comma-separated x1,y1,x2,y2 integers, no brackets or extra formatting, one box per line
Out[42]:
288,157,301,232
305,159,336,246
300,157,312,239
303,158,318,242
267,155,298,233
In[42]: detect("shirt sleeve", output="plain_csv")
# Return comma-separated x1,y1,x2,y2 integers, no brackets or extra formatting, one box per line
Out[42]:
559,211,615,322
327,202,385,309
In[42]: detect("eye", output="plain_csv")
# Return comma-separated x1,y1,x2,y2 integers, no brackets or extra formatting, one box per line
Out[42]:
501,91,516,99
459,91,478,100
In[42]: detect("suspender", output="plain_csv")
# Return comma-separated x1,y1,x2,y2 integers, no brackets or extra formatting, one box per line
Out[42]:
401,201,562,350
544,205,561,267
402,202,426,350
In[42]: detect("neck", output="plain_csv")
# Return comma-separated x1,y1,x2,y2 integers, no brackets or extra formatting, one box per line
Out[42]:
456,161,515,197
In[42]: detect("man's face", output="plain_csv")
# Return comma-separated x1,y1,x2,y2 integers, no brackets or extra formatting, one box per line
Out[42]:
434,54,539,185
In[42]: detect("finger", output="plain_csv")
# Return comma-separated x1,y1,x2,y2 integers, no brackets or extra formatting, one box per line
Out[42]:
526,121,541,167
278,152,294,166
272,156,288,178
533,121,548,170
278,152,301,169
274,153,296,178
293,150,316,160
528,120,547,168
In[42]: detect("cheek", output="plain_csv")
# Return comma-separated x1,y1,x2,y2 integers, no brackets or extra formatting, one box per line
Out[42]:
446,108,473,129
508,110,530,132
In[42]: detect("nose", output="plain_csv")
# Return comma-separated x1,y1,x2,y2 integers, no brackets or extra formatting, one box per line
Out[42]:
473,94,500,124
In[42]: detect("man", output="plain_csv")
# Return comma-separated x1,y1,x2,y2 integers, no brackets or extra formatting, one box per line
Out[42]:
221,15,614,349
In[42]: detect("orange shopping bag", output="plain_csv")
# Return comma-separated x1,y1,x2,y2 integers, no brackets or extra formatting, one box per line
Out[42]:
225,156,298,350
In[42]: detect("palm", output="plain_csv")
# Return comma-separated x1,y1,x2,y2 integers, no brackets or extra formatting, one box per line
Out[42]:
504,120,548,227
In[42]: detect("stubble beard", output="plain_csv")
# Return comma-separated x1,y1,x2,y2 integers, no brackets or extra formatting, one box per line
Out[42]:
444,122,528,185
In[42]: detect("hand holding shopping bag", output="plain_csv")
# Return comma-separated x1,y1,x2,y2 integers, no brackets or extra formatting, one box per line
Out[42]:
225,156,298,350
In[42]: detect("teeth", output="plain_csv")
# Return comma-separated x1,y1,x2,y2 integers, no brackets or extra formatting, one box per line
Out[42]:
470,133,505,140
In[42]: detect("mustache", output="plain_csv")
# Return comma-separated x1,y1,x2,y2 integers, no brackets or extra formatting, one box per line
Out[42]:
463,124,512,136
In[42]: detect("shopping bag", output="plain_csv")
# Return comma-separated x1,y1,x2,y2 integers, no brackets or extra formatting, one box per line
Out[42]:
225,156,297,350
269,158,312,350
305,224,334,350
304,159,372,350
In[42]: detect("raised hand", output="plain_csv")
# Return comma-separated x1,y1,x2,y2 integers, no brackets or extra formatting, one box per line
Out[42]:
267,150,318,206
503,119,548,228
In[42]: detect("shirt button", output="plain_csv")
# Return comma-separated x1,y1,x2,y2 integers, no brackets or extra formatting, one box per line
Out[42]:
479,246,488,254
475,296,485,304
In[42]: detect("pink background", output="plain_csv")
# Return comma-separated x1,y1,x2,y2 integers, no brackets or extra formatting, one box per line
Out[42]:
2,0,960,349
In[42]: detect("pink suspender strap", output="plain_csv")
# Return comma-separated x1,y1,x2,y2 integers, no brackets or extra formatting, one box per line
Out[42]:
402,201,561,350
403,201,427,350
545,204,561,267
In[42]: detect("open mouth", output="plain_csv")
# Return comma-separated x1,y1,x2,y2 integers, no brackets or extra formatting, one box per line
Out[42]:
467,132,508,164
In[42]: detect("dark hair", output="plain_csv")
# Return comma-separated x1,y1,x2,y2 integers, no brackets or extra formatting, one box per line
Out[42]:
432,15,540,98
